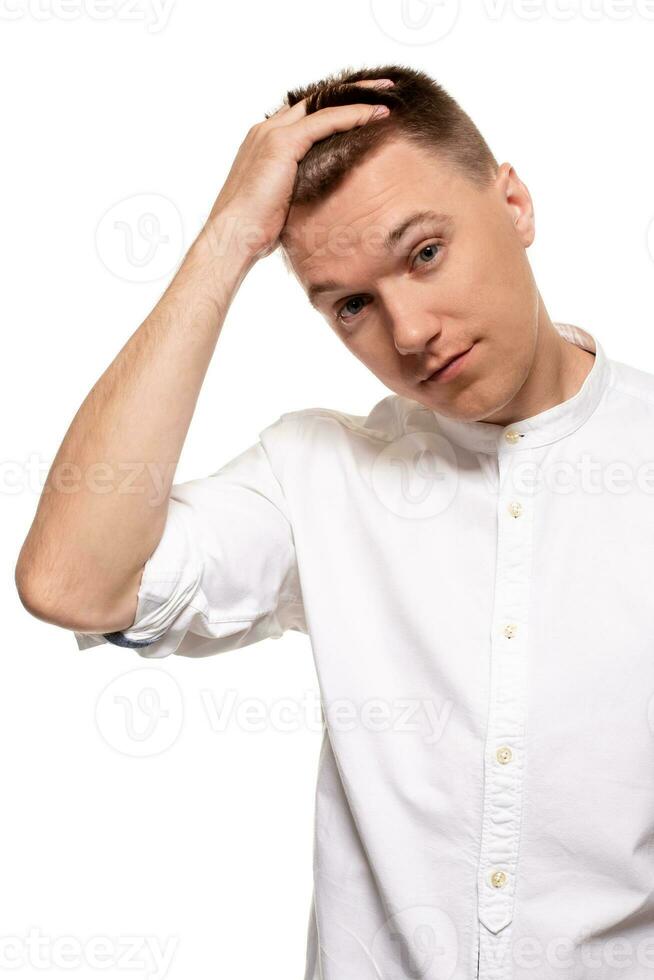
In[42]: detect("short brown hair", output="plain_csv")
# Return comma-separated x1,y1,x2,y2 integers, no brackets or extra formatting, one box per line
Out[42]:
274,63,498,209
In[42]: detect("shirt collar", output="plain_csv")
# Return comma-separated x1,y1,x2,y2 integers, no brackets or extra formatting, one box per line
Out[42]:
431,321,611,454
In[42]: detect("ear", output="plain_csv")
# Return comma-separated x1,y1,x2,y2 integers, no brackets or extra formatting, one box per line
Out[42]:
495,162,535,247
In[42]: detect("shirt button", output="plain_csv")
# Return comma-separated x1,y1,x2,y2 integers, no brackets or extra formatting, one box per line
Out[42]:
496,746,513,764
503,623,518,639
504,429,521,444
508,501,523,518
490,870,508,888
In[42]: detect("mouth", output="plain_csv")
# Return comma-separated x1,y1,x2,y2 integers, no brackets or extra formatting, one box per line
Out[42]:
419,343,476,385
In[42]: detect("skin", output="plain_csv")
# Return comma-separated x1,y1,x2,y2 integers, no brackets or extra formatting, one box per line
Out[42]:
15,73,593,633
281,137,596,427
14,77,396,632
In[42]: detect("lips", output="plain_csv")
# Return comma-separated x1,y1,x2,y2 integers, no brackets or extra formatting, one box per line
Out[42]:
420,344,474,382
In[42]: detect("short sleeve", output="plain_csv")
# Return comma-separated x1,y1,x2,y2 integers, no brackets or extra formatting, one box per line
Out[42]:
73,418,306,659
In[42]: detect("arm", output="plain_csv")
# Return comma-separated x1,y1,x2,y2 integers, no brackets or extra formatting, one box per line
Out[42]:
15,81,393,636
15,220,253,634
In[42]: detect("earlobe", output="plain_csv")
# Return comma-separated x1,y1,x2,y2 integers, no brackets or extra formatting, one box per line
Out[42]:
523,208,536,247
514,208,535,248
514,193,536,246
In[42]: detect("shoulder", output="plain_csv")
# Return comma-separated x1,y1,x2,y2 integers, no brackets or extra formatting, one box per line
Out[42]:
258,394,427,451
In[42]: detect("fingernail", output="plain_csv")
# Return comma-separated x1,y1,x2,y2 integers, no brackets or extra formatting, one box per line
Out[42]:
372,105,391,118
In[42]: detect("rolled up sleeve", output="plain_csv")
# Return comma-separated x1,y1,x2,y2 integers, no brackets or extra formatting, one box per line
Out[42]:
73,419,306,659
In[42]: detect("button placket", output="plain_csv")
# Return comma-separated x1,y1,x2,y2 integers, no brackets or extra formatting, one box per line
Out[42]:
477,437,535,975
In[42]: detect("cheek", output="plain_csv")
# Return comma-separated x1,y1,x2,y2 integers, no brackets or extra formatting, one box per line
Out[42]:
463,218,518,278
348,328,400,372
429,246,493,312
350,333,386,365
459,245,532,324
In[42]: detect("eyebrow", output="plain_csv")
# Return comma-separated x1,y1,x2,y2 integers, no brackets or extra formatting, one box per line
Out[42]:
306,209,454,306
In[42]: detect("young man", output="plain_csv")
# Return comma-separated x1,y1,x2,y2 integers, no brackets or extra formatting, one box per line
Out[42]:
15,65,654,979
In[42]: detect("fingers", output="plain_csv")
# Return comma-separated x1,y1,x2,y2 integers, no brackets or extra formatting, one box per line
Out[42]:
345,78,395,90
294,100,392,149
267,77,395,128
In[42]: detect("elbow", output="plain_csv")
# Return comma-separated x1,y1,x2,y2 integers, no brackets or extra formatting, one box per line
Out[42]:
15,559,61,626
15,553,74,628
15,530,144,633
14,553,134,635
15,547,46,615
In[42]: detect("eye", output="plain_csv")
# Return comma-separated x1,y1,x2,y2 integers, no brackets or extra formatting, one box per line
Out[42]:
412,242,441,268
335,295,370,325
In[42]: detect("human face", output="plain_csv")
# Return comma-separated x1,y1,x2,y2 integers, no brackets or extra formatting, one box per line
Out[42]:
281,137,540,422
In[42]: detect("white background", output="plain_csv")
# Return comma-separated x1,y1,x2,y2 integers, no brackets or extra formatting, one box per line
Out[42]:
3,1,654,977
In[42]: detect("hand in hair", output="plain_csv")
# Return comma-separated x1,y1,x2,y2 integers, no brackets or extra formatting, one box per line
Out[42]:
206,78,394,264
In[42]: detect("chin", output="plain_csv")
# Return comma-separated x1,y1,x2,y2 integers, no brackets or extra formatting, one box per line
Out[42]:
427,368,521,422
410,382,488,420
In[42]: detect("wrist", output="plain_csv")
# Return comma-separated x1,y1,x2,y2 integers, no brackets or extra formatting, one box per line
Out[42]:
175,215,256,311
196,209,264,274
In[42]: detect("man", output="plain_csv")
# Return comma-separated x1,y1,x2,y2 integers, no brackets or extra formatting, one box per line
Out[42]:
15,64,654,979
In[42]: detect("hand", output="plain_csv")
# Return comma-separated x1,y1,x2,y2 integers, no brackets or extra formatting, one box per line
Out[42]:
206,78,394,264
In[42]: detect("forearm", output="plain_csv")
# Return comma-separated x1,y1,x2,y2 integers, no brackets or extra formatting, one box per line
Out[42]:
16,213,253,631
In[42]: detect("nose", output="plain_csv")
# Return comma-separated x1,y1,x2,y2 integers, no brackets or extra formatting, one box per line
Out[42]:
392,311,443,356
376,281,444,355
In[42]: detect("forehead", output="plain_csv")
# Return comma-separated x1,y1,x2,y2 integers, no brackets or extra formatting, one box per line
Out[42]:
281,138,470,293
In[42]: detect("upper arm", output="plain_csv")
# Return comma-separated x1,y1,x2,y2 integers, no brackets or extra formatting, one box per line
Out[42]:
73,429,307,659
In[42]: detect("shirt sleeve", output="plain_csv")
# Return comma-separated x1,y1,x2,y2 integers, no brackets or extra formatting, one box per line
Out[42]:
73,417,306,659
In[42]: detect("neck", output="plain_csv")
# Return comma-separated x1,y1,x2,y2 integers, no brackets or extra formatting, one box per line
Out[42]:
482,302,596,427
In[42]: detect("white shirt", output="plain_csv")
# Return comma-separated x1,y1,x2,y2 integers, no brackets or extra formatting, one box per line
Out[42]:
75,321,654,980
